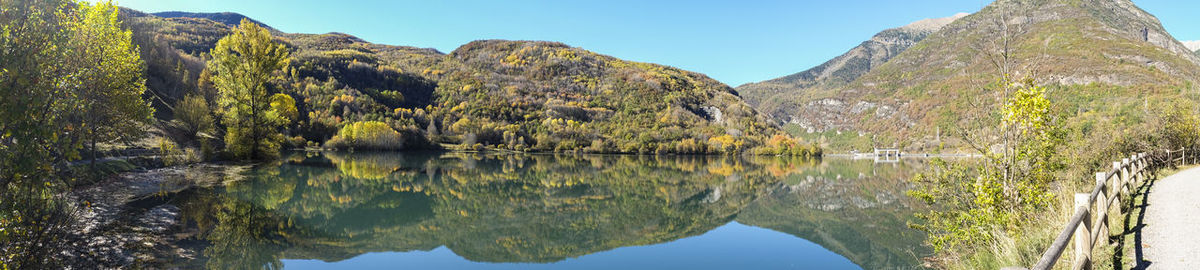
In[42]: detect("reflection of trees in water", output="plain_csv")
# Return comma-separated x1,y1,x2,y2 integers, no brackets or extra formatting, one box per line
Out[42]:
170,154,929,269
737,158,932,270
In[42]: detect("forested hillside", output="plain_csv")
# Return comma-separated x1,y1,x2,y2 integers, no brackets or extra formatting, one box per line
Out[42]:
119,9,810,155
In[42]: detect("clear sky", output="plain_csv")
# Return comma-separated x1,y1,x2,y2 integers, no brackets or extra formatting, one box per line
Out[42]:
115,0,1199,87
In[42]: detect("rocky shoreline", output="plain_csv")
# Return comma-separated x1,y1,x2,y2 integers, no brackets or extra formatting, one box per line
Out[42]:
63,163,248,269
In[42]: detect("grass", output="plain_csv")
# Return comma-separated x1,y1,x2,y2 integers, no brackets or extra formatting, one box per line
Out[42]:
943,181,1076,270
942,162,1190,270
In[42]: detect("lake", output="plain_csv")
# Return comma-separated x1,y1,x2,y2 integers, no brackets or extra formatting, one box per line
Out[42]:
164,152,932,269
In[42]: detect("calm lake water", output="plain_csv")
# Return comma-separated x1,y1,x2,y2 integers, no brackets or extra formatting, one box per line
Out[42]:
166,152,932,269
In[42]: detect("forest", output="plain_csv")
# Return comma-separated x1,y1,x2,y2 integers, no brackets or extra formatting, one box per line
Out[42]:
116,7,821,157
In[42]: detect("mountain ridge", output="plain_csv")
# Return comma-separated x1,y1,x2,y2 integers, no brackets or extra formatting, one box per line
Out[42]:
735,13,967,122
742,0,1200,151
153,11,271,30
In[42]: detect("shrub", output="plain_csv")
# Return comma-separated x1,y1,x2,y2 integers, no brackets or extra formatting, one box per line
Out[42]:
159,137,199,166
174,94,214,141
326,121,405,150
752,134,822,157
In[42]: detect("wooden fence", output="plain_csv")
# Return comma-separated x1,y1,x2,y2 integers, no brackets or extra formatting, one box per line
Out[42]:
1006,148,1194,270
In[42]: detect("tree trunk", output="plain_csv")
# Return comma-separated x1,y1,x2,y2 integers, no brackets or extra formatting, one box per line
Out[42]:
90,121,98,180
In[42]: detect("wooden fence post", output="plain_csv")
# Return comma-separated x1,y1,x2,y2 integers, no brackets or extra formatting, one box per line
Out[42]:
1136,153,1145,184
1122,158,1131,194
1095,172,1109,245
1074,193,1093,270
1131,154,1140,184
1114,161,1128,200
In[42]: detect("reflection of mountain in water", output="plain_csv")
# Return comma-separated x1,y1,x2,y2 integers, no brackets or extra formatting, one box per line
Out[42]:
737,159,931,270
168,153,930,269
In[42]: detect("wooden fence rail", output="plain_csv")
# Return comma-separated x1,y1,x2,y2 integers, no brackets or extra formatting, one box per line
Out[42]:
1006,148,1193,270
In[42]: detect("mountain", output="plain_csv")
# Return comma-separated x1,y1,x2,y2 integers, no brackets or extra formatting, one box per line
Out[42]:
152,11,272,30
118,9,783,154
746,0,1200,151
735,13,967,124
1182,40,1200,52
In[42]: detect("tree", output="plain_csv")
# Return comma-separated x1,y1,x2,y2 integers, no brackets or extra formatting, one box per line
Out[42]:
909,78,1065,254
0,0,75,189
68,0,154,173
325,121,405,150
207,19,291,160
175,93,215,140
269,93,298,126
1,1,146,268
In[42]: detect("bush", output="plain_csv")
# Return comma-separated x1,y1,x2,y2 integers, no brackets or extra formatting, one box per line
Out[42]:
174,94,214,141
159,138,200,166
752,134,822,157
326,121,405,150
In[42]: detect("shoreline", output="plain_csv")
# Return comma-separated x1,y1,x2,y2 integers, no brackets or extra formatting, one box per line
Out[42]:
823,153,983,158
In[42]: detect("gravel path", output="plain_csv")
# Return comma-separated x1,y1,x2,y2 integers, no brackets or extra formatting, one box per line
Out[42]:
1143,165,1200,269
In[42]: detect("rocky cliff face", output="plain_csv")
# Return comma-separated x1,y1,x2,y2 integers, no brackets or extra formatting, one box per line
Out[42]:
735,13,967,125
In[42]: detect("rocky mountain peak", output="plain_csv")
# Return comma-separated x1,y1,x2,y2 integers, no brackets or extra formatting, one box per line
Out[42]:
899,12,970,32
734,12,969,117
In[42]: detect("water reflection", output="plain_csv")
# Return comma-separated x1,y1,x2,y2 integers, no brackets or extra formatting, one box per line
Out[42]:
167,152,931,269
737,159,931,270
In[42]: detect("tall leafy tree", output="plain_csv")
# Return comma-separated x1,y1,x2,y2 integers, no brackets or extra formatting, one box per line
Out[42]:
207,19,291,160
0,0,75,189
1,1,150,268
68,0,154,173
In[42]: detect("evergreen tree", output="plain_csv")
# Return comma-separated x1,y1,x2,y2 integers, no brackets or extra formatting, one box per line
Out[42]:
207,19,291,160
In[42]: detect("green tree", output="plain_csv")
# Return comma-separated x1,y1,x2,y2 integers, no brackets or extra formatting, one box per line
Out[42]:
0,0,75,189
175,93,215,140
0,1,78,268
68,0,154,173
1,1,149,268
909,78,1065,255
269,93,298,126
207,19,291,160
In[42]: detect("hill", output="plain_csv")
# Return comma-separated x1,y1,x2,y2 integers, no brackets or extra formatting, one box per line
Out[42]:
744,0,1200,152
118,9,787,154
153,11,272,30
735,13,967,124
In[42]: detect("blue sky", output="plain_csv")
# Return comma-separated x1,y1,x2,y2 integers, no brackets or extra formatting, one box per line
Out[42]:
116,0,1200,87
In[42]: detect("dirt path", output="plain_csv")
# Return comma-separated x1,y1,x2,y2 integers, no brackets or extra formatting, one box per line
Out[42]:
1143,165,1200,269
